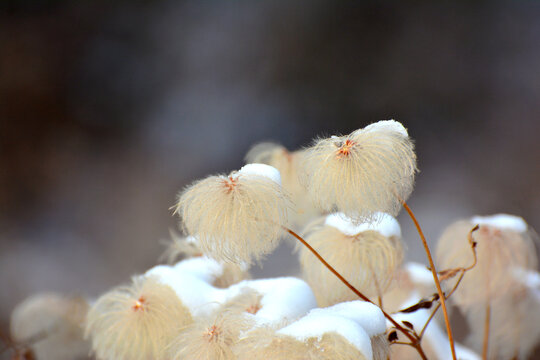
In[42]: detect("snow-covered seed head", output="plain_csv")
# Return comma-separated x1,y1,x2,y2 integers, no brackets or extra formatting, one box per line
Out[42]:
175,164,292,265
300,213,404,306
168,311,253,360
10,293,90,360
301,120,417,222
161,234,249,288
245,143,320,227
85,277,192,360
464,280,540,360
436,214,537,306
250,334,369,360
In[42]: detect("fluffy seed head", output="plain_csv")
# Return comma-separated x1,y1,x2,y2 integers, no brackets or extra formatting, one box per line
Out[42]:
301,120,417,222
436,217,538,306
256,334,369,360
246,143,320,227
85,276,192,360
236,326,368,360
161,233,203,263
175,165,292,264
168,311,253,360
464,279,540,360
300,215,404,306
10,293,90,360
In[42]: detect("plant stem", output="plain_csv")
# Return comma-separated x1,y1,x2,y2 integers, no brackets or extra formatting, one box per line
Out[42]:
483,302,491,360
419,225,479,339
402,201,457,360
284,226,428,360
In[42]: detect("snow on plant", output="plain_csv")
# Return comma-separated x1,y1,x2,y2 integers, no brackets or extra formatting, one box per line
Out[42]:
299,212,404,306
6,120,540,360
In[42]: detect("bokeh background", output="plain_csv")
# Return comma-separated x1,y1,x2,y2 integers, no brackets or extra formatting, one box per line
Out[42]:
1,0,540,355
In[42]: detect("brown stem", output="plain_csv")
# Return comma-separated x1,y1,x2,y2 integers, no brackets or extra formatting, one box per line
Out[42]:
419,271,464,339
402,201,457,360
419,225,479,339
284,227,428,360
483,302,491,360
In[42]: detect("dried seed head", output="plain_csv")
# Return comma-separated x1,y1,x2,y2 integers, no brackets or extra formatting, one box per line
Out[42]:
464,275,540,360
10,293,90,360
436,215,537,306
175,164,292,265
300,213,404,306
246,143,320,227
168,311,253,360
236,316,370,360
161,233,203,264
246,333,369,360
301,120,417,222
85,277,192,360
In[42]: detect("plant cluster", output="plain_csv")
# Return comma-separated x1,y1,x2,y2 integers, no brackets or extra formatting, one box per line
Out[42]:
4,120,540,360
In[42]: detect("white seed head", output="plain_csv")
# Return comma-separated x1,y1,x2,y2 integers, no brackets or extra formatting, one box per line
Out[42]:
175,167,292,265
464,281,540,360
300,218,404,306
168,311,253,360
85,276,192,360
10,293,90,360
301,120,417,222
237,329,368,360
436,217,538,306
246,142,321,227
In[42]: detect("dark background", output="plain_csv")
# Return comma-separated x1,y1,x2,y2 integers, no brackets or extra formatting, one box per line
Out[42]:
1,0,539,353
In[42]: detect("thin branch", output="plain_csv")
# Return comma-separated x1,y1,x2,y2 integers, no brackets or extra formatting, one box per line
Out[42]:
284,226,428,360
419,225,479,339
402,201,457,360
483,302,491,360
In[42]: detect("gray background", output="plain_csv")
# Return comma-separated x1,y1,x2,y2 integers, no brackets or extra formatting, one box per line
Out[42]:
1,1,539,356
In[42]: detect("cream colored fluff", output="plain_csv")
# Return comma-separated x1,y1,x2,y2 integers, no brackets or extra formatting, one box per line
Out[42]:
236,329,368,360
245,143,320,227
436,219,537,306
85,277,192,360
175,170,292,264
168,311,253,360
10,293,90,360
300,224,404,306
300,120,417,222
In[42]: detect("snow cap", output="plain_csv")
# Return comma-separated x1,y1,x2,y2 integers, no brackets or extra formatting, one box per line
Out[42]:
278,312,373,360
363,120,408,137
309,301,385,336
471,214,527,233
325,212,401,238
226,277,317,326
237,163,282,186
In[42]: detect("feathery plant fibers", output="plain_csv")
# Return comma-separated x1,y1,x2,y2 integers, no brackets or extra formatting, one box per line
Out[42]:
301,120,417,223
85,277,192,360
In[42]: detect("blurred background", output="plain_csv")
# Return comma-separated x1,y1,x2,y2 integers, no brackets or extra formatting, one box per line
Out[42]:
1,0,539,353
